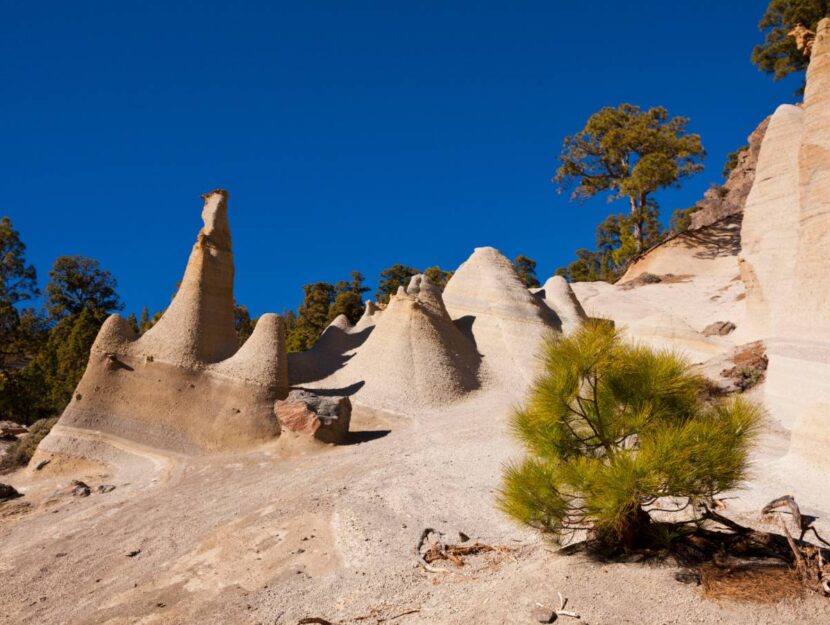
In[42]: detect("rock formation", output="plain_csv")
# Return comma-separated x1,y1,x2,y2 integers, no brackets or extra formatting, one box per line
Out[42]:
442,247,559,387
533,275,587,334
738,105,803,341
739,18,830,476
35,191,289,461
689,116,770,230
316,274,480,412
288,307,377,386
275,390,351,444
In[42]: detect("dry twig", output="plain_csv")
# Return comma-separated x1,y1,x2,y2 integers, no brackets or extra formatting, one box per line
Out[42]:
555,592,581,619
416,528,453,574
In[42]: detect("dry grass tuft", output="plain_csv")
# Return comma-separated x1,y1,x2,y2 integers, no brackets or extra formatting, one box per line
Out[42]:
699,565,804,603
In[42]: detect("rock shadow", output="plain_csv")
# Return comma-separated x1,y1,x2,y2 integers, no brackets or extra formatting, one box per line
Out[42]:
342,429,391,445
288,326,375,385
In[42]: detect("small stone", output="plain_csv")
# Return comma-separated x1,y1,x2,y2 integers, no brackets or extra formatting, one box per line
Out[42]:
126,549,141,557
531,607,557,623
702,321,737,336
97,484,116,494
0,482,22,502
70,480,91,497
674,568,701,585
35,459,50,471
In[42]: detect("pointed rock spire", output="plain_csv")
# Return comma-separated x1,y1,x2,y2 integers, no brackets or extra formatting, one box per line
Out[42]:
138,190,237,366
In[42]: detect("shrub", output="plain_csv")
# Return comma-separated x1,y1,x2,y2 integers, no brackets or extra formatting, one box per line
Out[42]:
499,321,761,551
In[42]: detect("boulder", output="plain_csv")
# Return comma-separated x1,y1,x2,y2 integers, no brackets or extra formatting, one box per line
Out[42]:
275,390,351,444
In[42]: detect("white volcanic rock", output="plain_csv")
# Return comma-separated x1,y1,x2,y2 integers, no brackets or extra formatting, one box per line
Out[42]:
139,190,239,367
353,301,381,332
738,105,804,342
35,191,288,461
317,274,480,412
534,275,587,334
442,246,559,388
738,18,830,482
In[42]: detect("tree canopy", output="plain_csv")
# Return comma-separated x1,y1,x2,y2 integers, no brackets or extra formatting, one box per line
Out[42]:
375,264,419,304
46,256,123,321
555,104,705,255
499,321,761,550
752,0,830,89
0,217,40,351
513,255,541,288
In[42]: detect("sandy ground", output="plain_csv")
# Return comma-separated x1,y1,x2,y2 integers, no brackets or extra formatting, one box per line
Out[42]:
3,388,829,625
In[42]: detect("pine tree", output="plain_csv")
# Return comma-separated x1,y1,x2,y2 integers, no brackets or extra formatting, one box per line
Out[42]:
46,256,122,322
500,321,761,551
138,307,150,333
513,256,541,288
752,0,830,93
0,216,40,356
555,104,704,254
234,302,254,346
376,264,419,303
127,312,139,335
424,266,453,290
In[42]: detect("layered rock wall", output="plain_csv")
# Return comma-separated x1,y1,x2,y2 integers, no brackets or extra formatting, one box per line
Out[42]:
739,18,830,477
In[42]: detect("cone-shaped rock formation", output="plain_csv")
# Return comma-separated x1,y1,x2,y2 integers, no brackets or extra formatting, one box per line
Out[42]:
442,247,559,387
534,275,587,335
318,274,480,412
35,191,288,462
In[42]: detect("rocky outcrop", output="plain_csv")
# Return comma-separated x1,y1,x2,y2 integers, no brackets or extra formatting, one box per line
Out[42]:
318,274,480,412
689,116,770,230
443,247,559,387
738,105,803,341
274,390,351,444
35,191,289,460
739,18,830,479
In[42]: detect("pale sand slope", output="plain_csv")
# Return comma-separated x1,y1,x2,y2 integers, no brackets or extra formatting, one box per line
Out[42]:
4,388,829,625
572,217,746,364
571,211,830,535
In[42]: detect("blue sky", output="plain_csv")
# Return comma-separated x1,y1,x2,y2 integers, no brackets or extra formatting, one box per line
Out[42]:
2,1,801,317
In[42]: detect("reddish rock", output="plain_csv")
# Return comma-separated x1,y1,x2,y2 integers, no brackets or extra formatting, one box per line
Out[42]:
274,390,351,444
0,420,28,440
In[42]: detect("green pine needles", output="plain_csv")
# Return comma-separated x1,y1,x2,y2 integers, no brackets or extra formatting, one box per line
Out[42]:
500,321,761,551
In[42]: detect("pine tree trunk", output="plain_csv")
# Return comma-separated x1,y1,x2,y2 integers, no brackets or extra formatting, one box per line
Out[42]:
619,505,652,552
628,197,643,254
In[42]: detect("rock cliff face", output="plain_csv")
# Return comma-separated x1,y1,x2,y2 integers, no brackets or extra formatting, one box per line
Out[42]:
739,17,830,477
689,116,770,230
35,191,289,461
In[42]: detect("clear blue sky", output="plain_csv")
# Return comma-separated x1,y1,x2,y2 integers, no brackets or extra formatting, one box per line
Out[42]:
2,1,801,317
